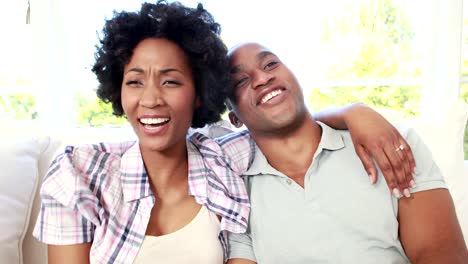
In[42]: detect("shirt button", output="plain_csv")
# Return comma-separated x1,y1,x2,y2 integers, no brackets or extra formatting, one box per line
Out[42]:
286,179,292,185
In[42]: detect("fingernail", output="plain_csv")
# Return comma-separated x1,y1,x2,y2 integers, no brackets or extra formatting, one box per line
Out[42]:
369,175,374,185
403,188,411,198
409,180,416,188
413,167,417,173
392,188,402,198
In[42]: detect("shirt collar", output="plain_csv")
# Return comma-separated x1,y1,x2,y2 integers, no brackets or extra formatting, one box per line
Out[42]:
119,140,209,203
186,140,208,199
188,132,251,234
244,121,345,176
120,141,152,202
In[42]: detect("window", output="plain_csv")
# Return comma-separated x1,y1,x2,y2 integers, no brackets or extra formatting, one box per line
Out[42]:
1,0,463,131
0,1,35,121
462,0,468,158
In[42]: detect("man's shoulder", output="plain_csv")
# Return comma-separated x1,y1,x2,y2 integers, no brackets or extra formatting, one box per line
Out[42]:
189,129,253,149
215,129,252,144
320,123,423,151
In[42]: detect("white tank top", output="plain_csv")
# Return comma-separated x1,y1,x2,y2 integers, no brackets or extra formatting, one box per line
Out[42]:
133,205,223,264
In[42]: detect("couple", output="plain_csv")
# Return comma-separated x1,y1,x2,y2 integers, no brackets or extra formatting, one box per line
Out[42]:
33,1,467,263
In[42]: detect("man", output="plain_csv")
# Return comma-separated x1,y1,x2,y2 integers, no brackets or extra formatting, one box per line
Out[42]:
216,42,467,263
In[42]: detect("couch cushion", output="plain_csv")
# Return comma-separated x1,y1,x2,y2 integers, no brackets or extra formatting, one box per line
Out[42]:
0,131,49,264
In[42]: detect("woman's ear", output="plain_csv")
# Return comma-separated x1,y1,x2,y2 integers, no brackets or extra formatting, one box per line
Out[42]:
228,111,243,128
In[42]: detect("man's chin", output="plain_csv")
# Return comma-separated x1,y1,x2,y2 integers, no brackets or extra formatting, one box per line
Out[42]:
245,119,299,136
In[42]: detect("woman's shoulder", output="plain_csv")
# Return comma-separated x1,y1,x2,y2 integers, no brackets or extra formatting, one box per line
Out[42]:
65,140,137,156
40,140,137,207
55,141,136,176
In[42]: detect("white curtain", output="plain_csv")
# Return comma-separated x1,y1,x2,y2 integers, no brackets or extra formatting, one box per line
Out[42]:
420,0,463,119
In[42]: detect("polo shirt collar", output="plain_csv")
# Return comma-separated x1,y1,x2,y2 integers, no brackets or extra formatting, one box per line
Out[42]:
244,121,345,176
317,121,346,151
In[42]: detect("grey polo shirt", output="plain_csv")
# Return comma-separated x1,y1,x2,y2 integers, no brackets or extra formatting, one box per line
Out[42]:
228,122,446,264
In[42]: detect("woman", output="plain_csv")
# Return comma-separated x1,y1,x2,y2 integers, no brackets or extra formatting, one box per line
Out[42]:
33,1,414,263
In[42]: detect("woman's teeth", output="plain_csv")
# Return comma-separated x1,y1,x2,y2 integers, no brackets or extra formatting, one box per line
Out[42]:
140,117,170,127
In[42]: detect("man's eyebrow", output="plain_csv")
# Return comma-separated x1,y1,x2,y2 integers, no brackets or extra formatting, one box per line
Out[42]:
257,51,275,60
229,51,276,75
230,65,242,75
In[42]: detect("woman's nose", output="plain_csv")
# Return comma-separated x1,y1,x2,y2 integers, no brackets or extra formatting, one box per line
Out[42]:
139,83,165,108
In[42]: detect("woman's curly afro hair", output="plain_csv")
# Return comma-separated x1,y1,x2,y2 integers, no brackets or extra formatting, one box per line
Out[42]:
92,0,229,128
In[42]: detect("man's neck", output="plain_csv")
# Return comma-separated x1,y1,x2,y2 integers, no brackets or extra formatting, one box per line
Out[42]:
250,116,322,187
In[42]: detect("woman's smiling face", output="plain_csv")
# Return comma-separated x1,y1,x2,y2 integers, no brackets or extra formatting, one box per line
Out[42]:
121,38,199,153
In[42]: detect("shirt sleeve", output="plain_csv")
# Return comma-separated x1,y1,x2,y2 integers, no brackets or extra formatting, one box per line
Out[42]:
189,130,255,175
402,127,447,194
215,130,256,174
33,147,96,245
228,230,257,262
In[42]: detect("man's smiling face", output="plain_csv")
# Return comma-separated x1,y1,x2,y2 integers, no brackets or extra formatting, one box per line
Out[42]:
228,43,309,135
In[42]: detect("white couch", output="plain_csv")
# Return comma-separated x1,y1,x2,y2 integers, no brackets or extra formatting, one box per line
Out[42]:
1,101,467,264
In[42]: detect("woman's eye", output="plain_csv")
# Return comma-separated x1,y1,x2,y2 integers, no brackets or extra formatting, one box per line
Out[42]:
264,61,278,70
162,80,181,86
125,80,142,86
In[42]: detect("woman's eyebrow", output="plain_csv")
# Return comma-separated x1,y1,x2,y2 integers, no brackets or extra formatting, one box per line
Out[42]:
125,67,144,74
125,67,182,75
159,68,179,74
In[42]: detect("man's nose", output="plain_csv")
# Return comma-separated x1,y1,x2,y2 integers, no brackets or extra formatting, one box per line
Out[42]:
139,82,165,108
252,70,274,90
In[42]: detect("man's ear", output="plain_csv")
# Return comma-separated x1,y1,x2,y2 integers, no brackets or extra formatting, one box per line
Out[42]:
228,111,243,128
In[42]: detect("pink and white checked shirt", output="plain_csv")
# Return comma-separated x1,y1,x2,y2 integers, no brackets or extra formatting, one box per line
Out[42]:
33,131,254,264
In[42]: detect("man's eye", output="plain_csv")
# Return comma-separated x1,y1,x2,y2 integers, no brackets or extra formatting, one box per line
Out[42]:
235,77,248,88
264,61,278,70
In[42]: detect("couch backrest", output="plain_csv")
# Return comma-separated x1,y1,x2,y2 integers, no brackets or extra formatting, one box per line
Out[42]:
10,100,468,263
21,126,136,264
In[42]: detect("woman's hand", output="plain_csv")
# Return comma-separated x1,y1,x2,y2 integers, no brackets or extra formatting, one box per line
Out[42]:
344,103,416,197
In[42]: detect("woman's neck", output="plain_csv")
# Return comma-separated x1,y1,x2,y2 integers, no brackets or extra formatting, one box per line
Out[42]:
140,140,189,199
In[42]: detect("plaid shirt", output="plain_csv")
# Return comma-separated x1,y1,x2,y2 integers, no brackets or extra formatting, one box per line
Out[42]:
33,132,253,264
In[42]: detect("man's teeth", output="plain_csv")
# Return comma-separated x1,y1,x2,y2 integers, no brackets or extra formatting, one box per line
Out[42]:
140,117,169,125
261,89,283,104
